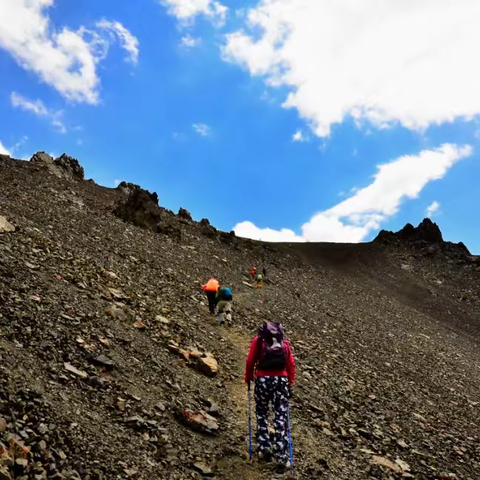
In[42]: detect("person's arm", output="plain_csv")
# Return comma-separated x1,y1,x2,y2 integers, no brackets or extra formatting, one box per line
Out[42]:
285,341,295,385
244,337,259,383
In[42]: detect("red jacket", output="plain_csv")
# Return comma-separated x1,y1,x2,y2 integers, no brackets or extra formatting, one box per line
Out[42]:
244,336,295,385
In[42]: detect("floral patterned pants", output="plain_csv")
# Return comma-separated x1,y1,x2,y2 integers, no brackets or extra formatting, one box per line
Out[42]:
254,376,290,462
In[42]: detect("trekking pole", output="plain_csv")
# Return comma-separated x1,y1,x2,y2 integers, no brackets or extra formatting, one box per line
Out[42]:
248,382,253,461
287,400,294,469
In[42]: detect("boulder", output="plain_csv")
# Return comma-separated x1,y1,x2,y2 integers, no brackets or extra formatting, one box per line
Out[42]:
193,462,214,477
30,151,54,166
197,354,218,377
180,410,219,434
30,151,62,177
0,216,15,233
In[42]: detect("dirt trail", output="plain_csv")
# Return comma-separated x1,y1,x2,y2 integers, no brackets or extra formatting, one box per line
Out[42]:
216,286,297,479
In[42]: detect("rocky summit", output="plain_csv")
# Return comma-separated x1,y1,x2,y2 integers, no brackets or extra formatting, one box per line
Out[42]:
0,152,479,480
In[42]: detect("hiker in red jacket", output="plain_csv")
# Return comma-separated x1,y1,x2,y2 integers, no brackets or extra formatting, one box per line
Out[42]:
244,322,295,469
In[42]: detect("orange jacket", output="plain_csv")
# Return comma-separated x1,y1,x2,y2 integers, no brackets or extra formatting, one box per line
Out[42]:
202,278,219,292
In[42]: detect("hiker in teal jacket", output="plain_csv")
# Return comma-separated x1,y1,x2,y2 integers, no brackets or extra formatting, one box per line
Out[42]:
216,286,233,325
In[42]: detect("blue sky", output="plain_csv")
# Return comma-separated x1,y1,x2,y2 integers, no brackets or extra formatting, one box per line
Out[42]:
1,0,479,253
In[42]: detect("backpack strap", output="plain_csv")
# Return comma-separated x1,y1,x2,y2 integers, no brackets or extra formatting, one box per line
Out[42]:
255,336,264,366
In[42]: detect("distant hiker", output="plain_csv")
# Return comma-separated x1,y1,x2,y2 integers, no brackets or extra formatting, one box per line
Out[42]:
202,277,219,314
262,267,266,278
216,285,233,325
255,274,263,289
244,322,295,469
250,267,257,280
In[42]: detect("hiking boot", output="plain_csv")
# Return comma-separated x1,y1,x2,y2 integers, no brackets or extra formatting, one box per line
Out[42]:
275,460,292,474
257,450,273,463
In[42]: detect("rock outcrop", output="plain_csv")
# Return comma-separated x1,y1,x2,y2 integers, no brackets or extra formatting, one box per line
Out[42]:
177,208,192,221
30,152,85,180
116,181,159,206
54,154,85,180
375,218,470,257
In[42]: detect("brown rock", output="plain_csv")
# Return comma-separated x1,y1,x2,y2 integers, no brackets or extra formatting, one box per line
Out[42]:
181,410,219,434
134,320,145,330
64,363,88,379
371,456,401,473
197,354,218,377
117,398,126,411
0,216,14,234
106,306,126,320
193,462,213,476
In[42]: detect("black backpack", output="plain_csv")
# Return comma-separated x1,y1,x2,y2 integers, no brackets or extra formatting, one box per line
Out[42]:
257,322,287,370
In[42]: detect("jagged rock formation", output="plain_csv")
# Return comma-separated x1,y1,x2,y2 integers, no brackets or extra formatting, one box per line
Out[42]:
54,154,85,180
178,208,193,221
30,151,85,181
375,218,470,258
115,187,182,240
116,181,159,205
0,153,479,479
375,218,444,244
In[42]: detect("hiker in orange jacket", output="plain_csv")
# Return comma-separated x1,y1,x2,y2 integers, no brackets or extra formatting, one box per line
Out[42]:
202,277,219,314
250,267,257,279
245,322,295,469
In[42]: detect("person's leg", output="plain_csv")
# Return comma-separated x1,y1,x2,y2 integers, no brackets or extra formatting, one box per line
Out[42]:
254,377,273,458
224,302,232,324
206,291,216,314
272,377,290,464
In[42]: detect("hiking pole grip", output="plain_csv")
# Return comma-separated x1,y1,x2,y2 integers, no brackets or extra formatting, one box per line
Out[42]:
287,400,294,469
248,382,253,461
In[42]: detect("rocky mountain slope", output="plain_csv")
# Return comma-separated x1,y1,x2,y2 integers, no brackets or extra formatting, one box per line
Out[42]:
0,152,479,480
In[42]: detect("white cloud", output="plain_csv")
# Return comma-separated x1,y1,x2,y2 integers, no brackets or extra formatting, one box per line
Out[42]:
11,92,66,133
0,140,10,156
0,1,138,104
292,130,305,142
11,135,28,153
223,0,480,137
426,201,440,218
180,34,202,49
192,123,211,136
233,144,472,243
234,221,303,242
161,0,227,25
96,20,139,64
